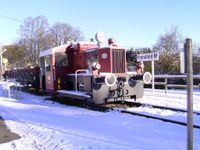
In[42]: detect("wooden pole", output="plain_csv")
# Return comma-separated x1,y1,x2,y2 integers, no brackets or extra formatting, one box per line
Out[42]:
185,38,193,150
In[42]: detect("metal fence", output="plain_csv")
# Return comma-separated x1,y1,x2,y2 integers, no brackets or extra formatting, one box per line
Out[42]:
145,74,200,94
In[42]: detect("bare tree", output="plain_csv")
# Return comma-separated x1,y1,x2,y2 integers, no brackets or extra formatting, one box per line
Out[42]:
192,43,200,74
153,26,182,74
193,54,200,74
192,42,200,54
17,16,85,68
18,16,50,67
3,44,26,68
126,47,151,72
48,22,84,46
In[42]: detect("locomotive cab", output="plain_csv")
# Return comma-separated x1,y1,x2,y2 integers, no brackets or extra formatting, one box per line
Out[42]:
39,44,72,93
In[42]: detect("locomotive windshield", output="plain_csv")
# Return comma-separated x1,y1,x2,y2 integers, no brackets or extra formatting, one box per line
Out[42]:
86,50,98,70
112,49,126,73
55,53,68,67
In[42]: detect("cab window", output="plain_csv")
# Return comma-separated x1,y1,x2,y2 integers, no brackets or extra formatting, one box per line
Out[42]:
55,53,68,67
45,55,51,71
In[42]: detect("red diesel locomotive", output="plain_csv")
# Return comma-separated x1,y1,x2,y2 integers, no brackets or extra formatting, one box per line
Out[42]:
4,35,144,104
38,37,144,104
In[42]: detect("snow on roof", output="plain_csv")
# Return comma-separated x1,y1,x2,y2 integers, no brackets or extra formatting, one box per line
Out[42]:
39,44,69,57
78,41,97,45
39,42,98,57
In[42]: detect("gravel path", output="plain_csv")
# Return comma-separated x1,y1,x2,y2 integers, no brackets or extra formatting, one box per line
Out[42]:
0,116,20,144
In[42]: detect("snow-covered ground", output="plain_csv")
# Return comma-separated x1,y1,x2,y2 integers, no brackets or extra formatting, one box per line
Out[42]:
128,89,200,125
0,87,199,150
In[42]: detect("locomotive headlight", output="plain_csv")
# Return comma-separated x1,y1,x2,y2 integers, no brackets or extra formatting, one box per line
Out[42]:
105,73,117,87
95,63,101,70
143,72,152,84
92,62,101,70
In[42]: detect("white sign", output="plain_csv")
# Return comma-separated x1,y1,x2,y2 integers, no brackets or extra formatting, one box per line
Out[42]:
136,52,159,95
137,52,159,62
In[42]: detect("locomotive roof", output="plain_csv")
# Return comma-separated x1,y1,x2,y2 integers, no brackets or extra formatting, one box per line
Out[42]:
39,42,97,57
39,44,69,57
39,42,125,57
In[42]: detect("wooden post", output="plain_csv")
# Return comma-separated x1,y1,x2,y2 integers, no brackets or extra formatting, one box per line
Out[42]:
165,78,167,94
185,38,193,150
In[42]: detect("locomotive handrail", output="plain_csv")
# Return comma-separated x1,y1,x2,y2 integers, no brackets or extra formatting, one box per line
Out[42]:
75,69,89,91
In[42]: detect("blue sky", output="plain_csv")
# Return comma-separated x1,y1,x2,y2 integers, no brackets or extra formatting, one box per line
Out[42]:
0,0,199,48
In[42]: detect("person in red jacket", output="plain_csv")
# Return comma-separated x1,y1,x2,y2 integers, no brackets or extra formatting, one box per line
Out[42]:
136,62,144,75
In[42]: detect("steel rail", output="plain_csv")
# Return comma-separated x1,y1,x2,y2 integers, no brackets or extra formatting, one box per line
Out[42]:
121,110,200,129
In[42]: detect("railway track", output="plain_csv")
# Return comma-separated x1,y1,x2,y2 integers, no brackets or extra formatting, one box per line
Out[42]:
117,101,200,129
96,101,200,129
121,110,200,129
49,96,200,129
